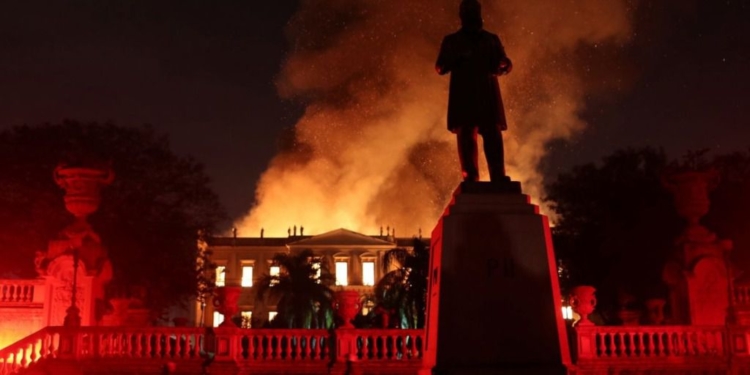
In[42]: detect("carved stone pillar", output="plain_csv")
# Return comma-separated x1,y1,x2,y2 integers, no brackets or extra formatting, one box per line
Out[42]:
662,169,733,325
42,164,115,325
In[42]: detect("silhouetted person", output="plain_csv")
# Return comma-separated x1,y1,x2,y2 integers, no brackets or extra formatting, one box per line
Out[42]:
201,327,216,374
436,0,512,182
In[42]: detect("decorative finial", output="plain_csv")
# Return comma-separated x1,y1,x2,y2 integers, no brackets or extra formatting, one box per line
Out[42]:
293,225,297,236
260,228,264,238
288,227,291,237
232,227,237,238
301,226,304,236
380,226,384,236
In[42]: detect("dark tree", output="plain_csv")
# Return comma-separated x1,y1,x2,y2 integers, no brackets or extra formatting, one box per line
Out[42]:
545,147,681,315
546,146,750,320
255,250,335,329
0,120,226,314
376,238,429,329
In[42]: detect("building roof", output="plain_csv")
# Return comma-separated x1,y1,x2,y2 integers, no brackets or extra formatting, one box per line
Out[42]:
288,228,396,248
208,228,428,249
207,237,291,247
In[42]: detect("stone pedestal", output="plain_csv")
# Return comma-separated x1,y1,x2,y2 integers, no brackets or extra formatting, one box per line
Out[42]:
421,181,570,374
662,169,733,325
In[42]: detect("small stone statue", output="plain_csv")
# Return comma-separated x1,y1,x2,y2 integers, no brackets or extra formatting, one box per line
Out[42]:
436,0,513,182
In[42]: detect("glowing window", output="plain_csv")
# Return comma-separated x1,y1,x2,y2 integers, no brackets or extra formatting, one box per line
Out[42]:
269,265,280,286
269,311,278,322
241,266,253,287
335,261,348,286
215,266,226,287
241,311,252,328
362,261,375,286
562,306,573,320
213,311,224,327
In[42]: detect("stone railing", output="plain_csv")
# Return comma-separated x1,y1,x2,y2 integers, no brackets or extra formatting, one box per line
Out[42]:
576,325,727,360
0,326,424,374
0,280,46,305
0,327,61,375
350,329,424,362
571,325,737,374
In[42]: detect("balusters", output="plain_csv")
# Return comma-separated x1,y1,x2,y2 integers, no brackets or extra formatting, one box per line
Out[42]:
134,332,142,358
250,335,257,360
312,334,320,360
285,334,292,360
124,332,133,357
275,335,282,360
262,335,269,360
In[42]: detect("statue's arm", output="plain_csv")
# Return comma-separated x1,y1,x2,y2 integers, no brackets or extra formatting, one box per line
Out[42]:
435,37,454,75
493,34,513,75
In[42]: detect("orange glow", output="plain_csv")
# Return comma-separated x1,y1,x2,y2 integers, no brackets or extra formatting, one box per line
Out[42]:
235,0,634,237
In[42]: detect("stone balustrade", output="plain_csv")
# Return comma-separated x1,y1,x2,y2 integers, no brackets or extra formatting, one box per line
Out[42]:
0,327,61,375
11,324,750,374
576,325,727,360
237,329,331,362
0,280,46,305
351,329,424,362
0,326,424,374
571,325,742,374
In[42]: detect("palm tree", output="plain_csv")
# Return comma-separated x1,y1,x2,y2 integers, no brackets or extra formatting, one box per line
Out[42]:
375,239,429,328
255,250,335,329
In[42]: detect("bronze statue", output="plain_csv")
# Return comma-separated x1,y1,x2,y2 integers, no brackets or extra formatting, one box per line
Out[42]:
436,0,512,182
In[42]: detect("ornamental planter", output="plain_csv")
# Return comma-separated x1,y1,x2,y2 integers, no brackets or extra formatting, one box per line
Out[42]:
662,169,719,242
54,165,115,221
334,290,361,329
213,286,242,327
645,298,667,325
569,285,597,326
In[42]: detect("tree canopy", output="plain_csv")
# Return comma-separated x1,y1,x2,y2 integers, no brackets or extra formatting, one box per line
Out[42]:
546,147,750,318
375,239,429,329
0,120,226,314
255,250,335,329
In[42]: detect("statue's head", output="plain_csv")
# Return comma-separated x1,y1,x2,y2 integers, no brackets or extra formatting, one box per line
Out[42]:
460,0,483,31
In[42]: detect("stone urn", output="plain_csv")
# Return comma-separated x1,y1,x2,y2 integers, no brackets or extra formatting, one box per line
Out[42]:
102,297,132,326
213,286,242,327
645,298,667,325
54,165,115,221
662,169,719,243
334,290,361,329
569,286,597,326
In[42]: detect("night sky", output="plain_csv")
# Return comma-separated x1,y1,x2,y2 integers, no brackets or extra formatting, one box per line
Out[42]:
0,1,748,229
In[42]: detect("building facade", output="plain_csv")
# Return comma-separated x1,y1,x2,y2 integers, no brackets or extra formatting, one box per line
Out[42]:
201,228,425,328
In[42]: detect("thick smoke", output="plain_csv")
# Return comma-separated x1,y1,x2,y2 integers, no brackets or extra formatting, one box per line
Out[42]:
235,0,634,237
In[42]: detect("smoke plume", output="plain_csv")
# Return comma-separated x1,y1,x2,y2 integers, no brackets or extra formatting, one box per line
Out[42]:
235,0,634,237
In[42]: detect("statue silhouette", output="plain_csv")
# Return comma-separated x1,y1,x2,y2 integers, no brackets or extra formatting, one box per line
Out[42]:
436,0,512,182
